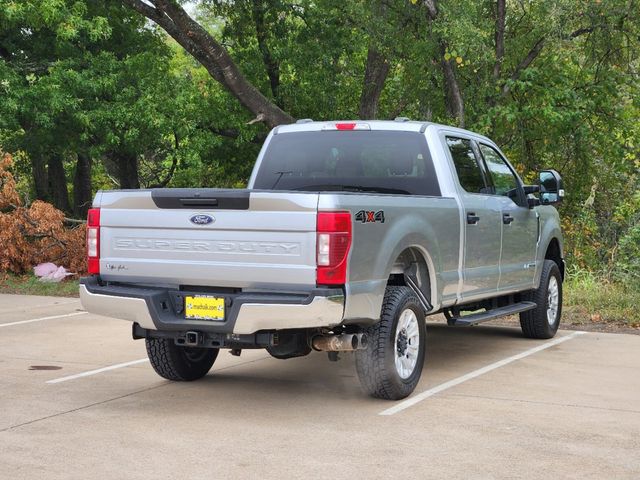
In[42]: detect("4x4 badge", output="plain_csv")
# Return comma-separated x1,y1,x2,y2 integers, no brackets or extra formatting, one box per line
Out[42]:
355,210,385,223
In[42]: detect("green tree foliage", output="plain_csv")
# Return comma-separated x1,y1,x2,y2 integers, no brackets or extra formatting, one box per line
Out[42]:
0,0,638,281
0,0,259,214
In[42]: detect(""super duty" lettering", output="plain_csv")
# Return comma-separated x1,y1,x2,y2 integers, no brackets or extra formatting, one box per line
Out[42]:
114,238,300,255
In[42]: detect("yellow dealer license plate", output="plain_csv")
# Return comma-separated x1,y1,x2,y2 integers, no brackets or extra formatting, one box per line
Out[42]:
185,296,225,321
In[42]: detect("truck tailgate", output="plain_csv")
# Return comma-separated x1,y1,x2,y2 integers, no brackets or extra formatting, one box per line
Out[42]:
96,190,319,289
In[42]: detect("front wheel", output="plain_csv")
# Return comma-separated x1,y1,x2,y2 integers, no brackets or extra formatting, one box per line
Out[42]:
520,259,563,339
146,338,218,381
355,286,426,400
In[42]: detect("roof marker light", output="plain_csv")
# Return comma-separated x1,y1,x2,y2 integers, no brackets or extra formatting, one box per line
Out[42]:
323,122,371,131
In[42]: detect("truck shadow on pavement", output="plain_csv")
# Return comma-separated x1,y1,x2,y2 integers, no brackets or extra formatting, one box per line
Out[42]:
181,324,534,403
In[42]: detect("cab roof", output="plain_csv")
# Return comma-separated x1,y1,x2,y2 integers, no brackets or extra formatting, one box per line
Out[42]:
273,119,493,144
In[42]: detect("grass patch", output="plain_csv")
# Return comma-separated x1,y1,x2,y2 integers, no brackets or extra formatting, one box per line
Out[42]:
564,270,639,328
0,273,80,297
0,269,637,330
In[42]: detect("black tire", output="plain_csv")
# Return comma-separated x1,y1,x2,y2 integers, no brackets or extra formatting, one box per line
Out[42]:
520,259,563,339
355,286,426,400
145,338,218,381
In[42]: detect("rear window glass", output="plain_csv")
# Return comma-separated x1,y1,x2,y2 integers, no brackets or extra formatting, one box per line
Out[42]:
253,131,441,196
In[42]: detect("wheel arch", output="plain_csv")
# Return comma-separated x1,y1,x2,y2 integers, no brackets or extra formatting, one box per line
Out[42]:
544,237,565,280
387,246,436,310
343,214,451,323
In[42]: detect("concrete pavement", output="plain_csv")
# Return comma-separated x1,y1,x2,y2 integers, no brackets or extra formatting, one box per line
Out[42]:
1,294,639,479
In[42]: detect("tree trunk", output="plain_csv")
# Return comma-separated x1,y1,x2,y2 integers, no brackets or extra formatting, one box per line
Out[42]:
117,151,140,189
424,0,465,127
493,0,506,80
251,0,282,108
31,155,49,202
122,0,294,128
440,43,465,128
73,153,92,218
47,153,71,213
358,47,391,119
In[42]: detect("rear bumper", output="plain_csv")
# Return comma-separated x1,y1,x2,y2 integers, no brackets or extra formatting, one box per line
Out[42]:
79,277,344,334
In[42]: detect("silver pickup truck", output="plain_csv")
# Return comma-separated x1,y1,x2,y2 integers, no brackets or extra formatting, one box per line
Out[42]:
80,119,565,400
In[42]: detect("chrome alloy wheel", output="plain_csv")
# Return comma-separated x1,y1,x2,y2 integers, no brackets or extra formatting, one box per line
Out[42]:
394,308,420,379
546,276,559,326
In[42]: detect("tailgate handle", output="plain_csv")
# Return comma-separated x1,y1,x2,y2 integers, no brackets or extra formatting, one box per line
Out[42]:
152,189,250,210
180,198,219,207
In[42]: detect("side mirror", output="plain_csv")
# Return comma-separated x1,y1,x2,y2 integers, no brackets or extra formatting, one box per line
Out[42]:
538,169,565,205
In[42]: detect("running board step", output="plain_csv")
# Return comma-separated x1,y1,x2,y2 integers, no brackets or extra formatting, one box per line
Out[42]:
447,302,537,327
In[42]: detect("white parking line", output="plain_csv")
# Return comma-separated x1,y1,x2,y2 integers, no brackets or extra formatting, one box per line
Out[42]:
0,311,88,328
379,331,587,416
46,353,274,385
46,359,149,384
1,300,80,315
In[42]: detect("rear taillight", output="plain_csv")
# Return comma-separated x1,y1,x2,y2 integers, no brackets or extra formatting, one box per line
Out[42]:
86,208,100,274
317,211,352,285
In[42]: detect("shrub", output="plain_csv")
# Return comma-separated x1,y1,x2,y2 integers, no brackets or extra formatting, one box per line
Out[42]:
564,266,640,327
0,153,86,275
614,223,640,289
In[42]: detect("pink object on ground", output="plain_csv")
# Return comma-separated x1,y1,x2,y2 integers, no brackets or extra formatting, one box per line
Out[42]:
33,263,74,283
33,263,57,277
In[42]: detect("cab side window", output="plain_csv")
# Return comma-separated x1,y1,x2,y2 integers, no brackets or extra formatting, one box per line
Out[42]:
446,137,486,194
479,144,519,198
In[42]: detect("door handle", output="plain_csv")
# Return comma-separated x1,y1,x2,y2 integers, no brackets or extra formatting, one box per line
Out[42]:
503,213,514,225
467,212,480,225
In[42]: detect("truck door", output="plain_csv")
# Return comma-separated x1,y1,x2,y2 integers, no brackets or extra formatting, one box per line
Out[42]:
445,137,502,300
477,143,538,291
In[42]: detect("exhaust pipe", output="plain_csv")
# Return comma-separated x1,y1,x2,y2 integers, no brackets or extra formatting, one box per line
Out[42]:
311,333,368,352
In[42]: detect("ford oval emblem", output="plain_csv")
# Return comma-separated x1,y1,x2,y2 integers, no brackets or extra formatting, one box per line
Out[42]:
190,214,215,226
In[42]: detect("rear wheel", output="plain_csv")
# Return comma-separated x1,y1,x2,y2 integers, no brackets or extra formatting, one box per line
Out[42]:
520,259,563,339
146,338,218,381
355,286,426,400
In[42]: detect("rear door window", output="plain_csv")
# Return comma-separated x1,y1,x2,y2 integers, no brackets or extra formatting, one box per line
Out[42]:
446,136,488,194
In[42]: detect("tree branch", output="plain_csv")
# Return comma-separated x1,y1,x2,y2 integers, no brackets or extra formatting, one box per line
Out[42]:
501,36,545,97
122,0,163,21
121,0,294,128
568,27,595,39
63,217,86,224
500,25,597,97
423,0,438,20
156,131,180,188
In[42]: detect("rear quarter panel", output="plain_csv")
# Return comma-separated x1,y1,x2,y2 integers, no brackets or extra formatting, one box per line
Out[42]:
318,193,461,322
